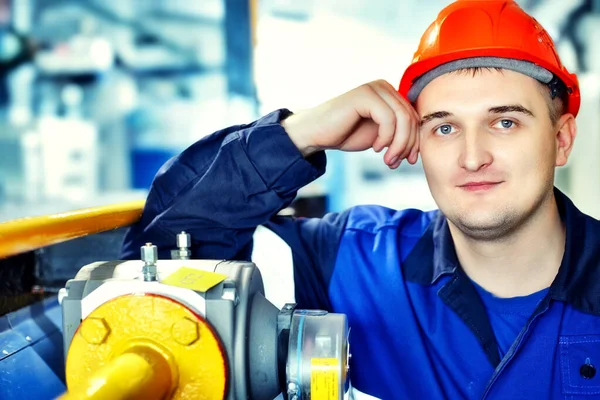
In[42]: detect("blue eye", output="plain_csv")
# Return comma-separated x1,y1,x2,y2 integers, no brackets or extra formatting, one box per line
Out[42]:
495,119,515,129
435,124,455,135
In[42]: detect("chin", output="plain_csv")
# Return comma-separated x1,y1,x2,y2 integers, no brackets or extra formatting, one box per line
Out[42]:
456,217,513,241
446,208,518,241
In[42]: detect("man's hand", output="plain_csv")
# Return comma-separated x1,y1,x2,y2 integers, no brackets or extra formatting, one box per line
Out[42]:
281,80,420,169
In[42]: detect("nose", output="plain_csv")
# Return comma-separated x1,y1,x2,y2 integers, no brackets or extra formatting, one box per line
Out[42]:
458,128,493,172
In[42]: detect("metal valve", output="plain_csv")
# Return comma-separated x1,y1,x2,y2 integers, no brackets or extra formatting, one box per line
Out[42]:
141,243,158,281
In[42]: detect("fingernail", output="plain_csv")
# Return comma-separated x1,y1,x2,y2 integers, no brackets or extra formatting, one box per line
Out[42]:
373,140,382,152
410,150,418,162
389,156,398,165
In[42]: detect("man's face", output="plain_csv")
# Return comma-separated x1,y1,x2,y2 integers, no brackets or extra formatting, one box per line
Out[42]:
416,69,559,240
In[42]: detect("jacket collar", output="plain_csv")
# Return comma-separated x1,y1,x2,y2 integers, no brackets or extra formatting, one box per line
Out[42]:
416,188,600,315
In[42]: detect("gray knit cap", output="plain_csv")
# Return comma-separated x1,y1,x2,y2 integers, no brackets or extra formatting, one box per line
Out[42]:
406,57,554,102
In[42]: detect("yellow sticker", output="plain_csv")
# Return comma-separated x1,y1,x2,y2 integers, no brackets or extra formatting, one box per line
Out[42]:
162,267,227,292
311,358,339,400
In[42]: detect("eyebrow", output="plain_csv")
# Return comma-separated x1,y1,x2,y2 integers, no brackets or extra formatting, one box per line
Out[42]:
420,111,452,126
420,104,535,126
489,104,535,117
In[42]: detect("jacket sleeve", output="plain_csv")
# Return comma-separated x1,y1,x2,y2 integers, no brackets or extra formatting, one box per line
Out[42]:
120,109,349,310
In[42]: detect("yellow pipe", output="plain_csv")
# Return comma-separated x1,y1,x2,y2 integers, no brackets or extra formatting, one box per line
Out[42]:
59,349,172,400
0,200,145,259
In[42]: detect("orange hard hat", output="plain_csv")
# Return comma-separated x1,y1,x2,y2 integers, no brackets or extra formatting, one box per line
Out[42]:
399,0,580,117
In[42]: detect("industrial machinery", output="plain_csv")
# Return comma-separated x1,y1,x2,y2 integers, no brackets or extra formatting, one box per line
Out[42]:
58,231,351,400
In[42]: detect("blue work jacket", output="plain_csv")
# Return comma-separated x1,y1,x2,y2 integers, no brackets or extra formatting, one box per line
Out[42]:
121,109,600,399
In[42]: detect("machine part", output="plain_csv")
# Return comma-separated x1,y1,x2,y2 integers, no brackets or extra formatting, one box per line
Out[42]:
171,231,192,260
278,303,298,392
79,316,110,344
177,231,191,248
64,293,228,400
61,262,209,362
177,231,192,259
62,259,350,399
286,311,349,400
247,290,283,399
208,260,271,400
60,349,171,400
221,280,239,304
141,243,158,281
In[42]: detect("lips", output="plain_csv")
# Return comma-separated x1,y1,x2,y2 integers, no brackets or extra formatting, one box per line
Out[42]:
459,181,502,192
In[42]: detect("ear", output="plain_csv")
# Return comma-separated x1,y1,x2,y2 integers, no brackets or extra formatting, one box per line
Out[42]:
555,113,577,167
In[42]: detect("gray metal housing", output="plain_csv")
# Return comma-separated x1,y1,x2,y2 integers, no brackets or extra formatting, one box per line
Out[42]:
61,259,282,400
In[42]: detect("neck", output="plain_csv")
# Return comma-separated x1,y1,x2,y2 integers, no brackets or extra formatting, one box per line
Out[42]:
449,193,566,298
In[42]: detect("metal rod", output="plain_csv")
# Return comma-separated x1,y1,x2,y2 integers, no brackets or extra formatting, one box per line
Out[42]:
59,350,171,400
0,200,145,259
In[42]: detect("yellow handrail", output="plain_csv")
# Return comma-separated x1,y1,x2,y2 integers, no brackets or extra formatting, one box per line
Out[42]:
0,200,145,259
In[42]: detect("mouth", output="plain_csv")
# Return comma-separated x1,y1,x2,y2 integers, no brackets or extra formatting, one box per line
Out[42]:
458,181,503,192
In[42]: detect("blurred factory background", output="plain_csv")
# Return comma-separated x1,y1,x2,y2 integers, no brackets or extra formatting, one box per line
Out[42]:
0,0,599,300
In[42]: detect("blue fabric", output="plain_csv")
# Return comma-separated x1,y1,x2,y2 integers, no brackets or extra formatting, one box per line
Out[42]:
121,109,600,400
471,280,550,359
0,297,66,399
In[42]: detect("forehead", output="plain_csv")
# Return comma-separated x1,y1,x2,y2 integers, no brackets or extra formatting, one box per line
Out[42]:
415,69,545,113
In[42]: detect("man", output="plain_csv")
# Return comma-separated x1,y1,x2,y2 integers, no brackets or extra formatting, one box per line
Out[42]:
121,1,600,398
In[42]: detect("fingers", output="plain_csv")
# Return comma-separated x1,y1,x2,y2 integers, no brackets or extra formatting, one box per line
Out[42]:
354,83,397,152
404,110,420,165
409,128,420,165
388,111,416,164
366,80,420,168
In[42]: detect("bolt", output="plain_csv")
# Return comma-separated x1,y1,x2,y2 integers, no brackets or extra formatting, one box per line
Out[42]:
171,248,191,260
80,317,110,344
141,243,158,265
177,231,191,249
141,243,158,281
287,381,299,400
143,264,158,282
172,232,192,260
171,317,199,346
287,382,299,396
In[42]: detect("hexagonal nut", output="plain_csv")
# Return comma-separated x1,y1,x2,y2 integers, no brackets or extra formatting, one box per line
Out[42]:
80,317,111,344
171,317,200,346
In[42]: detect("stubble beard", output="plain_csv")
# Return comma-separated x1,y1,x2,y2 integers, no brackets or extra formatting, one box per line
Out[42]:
444,189,553,242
